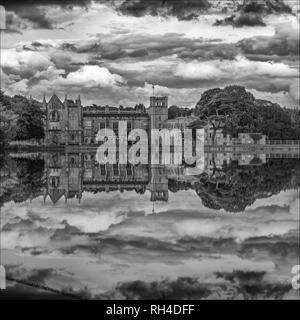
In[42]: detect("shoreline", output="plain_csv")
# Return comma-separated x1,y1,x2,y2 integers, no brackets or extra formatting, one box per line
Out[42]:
4,143,300,156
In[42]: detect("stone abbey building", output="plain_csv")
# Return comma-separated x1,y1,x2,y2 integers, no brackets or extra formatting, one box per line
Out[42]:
43,94,170,202
44,94,168,146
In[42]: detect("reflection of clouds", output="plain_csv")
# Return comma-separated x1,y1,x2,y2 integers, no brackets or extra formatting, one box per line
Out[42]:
2,189,299,298
247,190,299,216
99,270,297,300
174,218,297,241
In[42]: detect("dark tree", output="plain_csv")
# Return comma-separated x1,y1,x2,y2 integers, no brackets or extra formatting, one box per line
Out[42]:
194,85,299,140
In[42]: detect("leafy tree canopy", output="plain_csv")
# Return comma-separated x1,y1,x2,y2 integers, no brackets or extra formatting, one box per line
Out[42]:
195,85,299,139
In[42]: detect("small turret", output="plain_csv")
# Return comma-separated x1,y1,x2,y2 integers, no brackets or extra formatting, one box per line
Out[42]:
77,95,81,107
42,95,47,110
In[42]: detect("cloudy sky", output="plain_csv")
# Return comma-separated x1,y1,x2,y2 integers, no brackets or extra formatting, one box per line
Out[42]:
2,187,299,299
0,0,299,108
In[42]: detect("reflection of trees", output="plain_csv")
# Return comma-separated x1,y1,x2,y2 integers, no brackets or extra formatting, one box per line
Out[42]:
0,155,45,207
1,153,299,213
169,158,300,212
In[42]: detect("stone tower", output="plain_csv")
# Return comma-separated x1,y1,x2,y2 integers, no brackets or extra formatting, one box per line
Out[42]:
148,96,168,130
64,95,83,145
44,94,83,145
44,94,66,145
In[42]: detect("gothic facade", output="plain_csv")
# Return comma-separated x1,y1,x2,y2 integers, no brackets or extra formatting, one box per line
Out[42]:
44,94,168,146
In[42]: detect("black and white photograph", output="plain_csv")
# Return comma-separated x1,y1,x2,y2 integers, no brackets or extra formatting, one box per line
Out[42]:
0,0,299,308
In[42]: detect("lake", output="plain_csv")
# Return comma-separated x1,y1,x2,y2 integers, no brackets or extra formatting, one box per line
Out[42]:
0,151,299,299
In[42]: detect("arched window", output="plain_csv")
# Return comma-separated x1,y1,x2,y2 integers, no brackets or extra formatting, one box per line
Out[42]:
50,176,60,188
50,111,59,121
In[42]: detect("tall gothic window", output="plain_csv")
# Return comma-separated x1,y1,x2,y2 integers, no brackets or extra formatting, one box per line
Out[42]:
50,176,60,188
50,111,59,121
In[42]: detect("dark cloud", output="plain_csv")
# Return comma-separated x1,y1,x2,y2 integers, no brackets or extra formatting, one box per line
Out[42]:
2,0,95,32
3,265,81,299
238,24,299,59
0,283,72,300
178,43,240,60
4,11,25,34
215,270,266,283
14,7,55,29
101,277,212,299
59,33,234,62
127,48,149,58
214,12,266,27
1,0,92,9
2,0,212,25
239,77,292,93
6,265,55,285
62,32,201,58
215,270,292,299
99,272,293,299
241,235,300,260
117,0,211,20
214,0,292,28
4,7,58,32
2,0,294,34
22,41,54,51
242,0,292,15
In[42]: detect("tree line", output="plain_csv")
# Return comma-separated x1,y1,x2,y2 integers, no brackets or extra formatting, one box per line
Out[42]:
194,85,300,141
0,91,45,146
1,86,299,147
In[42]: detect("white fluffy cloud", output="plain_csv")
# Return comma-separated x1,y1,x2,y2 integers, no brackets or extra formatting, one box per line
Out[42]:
56,65,125,88
175,55,299,80
2,49,53,77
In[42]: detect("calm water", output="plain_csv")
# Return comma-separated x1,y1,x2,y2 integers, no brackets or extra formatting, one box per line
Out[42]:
0,151,299,299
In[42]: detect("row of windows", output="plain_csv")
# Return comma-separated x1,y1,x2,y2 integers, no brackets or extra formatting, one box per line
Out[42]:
50,113,79,122
49,111,79,121
83,121,133,131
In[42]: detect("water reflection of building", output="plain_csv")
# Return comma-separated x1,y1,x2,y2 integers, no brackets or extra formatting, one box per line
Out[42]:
43,152,163,203
42,151,275,204
204,153,267,174
43,152,83,204
148,165,169,201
